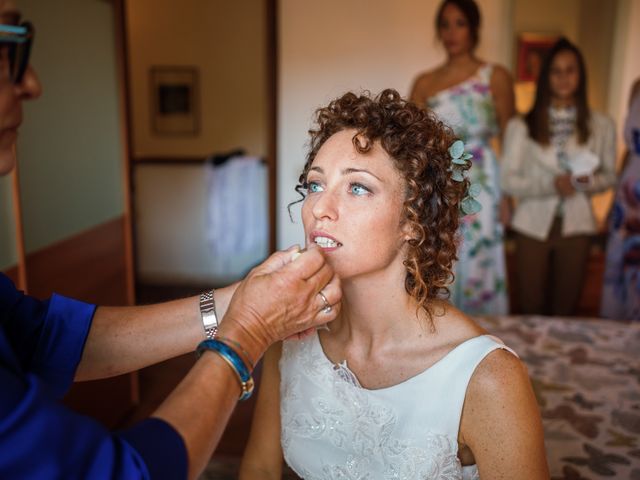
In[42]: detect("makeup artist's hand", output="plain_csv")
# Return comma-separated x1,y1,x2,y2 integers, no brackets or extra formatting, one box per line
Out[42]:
219,244,341,360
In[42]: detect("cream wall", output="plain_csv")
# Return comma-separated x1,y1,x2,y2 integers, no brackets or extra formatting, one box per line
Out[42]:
513,0,581,42
277,0,511,249
0,176,17,270
16,0,124,254
127,0,268,284
609,0,640,141
126,0,268,157
578,0,616,113
134,162,268,285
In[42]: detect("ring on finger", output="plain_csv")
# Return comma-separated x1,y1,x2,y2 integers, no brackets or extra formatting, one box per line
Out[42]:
318,290,332,314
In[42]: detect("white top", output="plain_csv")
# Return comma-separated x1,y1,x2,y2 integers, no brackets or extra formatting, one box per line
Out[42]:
500,112,616,240
279,332,517,480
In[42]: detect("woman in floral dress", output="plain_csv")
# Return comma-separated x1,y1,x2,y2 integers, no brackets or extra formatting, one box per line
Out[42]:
601,79,640,320
410,0,515,315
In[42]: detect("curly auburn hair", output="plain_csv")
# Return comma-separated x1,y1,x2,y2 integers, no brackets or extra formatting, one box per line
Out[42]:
292,89,469,321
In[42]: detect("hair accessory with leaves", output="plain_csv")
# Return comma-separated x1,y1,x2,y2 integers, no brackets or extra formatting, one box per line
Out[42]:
448,140,481,216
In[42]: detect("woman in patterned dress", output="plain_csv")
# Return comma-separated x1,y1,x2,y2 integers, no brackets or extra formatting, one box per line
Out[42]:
239,90,548,479
601,78,640,320
410,0,515,315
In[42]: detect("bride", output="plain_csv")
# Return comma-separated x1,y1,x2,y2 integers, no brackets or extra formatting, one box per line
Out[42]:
239,89,549,479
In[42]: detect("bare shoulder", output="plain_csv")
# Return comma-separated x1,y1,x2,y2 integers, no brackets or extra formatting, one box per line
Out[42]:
469,347,526,395
462,345,537,438
490,64,513,80
413,68,440,87
460,347,549,478
490,64,514,89
410,67,441,103
431,301,487,344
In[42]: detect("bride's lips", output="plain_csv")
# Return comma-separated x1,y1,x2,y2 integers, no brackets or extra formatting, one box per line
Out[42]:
309,230,342,252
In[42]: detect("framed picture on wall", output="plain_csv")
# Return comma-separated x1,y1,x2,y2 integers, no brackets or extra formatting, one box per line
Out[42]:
516,33,560,82
150,66,200,135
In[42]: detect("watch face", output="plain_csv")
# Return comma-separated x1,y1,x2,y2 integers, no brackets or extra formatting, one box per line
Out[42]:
200,290,218,330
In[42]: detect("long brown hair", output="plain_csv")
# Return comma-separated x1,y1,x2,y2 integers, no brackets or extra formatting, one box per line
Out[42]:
525,37,590,145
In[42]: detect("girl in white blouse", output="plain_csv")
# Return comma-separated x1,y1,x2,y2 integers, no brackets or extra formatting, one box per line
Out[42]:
501,38,616,316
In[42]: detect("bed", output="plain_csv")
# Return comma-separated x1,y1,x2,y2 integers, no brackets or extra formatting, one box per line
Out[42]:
476,315,640,480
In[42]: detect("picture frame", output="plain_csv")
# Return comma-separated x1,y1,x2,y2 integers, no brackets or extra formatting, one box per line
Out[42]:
150,66,200,136
515,33,560,82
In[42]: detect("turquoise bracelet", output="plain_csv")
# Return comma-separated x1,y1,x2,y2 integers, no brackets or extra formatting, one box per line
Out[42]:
196,339,255,401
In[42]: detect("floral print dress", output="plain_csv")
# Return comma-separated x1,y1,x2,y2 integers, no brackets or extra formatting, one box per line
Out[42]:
427,64,509,315
601,93,640,320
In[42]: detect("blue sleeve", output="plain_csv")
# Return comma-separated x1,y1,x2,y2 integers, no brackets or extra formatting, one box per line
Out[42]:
0,366,187,479
0,273,95,397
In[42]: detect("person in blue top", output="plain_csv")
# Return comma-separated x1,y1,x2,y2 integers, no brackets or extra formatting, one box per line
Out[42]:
0,1,342,478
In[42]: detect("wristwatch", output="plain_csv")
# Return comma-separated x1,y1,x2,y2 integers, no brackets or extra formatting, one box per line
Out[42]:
200,289,218,339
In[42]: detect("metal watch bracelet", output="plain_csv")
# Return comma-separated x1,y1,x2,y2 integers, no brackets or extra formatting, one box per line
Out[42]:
200,289,218,339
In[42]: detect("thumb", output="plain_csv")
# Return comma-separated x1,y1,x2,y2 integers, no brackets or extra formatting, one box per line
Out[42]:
256,245,301,274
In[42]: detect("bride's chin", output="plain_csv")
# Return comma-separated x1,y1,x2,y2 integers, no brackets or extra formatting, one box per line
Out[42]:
330,265,349,279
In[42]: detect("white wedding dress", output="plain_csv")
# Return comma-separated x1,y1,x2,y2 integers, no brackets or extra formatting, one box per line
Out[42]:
279,332,516,479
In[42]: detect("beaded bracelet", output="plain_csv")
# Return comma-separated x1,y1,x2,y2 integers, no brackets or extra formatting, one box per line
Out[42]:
196,339,255,401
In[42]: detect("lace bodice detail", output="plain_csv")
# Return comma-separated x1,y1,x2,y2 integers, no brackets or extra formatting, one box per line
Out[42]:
280,333,515,479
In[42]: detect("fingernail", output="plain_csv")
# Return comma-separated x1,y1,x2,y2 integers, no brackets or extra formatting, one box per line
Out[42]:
291,247,307,262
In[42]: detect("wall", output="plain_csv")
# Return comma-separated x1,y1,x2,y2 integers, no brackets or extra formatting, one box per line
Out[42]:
134,162,268,285
126,0,268,158
609,0,640,145
277,0,511,249
513,0,581,43
0,175,16,270
17,0,124,254
127,0,269,284
578,0,616,114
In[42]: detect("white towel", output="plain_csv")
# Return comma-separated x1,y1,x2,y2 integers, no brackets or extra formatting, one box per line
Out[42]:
205,155,268,277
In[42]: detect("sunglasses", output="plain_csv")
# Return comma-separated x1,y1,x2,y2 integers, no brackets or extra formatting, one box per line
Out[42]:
0,22,33,84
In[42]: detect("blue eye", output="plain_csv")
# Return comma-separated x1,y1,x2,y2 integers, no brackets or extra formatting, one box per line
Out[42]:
307,181,324,193
350,183,370,196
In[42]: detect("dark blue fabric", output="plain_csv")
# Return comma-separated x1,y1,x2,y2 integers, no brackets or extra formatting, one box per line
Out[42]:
118,418,188,480
0,273,188,479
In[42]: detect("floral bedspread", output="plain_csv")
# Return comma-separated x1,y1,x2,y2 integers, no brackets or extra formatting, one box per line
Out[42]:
477,315,640,480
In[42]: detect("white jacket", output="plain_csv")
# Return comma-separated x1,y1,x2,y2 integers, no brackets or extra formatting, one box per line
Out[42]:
500,113,616,240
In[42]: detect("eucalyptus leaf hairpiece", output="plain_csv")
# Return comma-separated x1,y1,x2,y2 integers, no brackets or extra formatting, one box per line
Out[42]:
448,140,482,216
